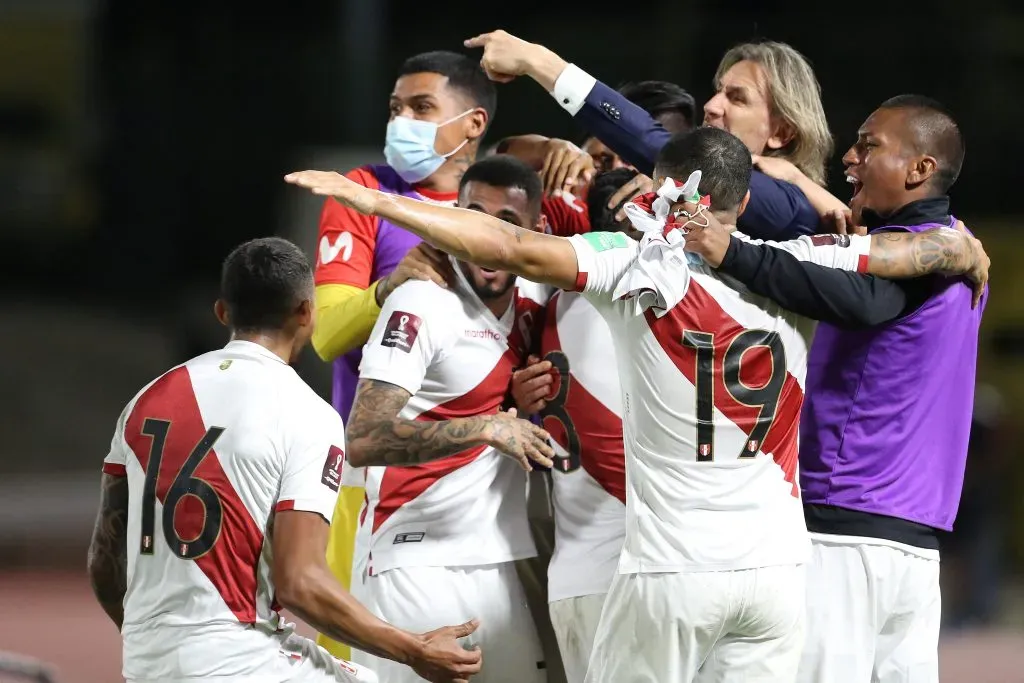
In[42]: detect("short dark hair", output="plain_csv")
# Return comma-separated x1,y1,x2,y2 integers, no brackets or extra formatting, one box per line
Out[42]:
459,154,543,214
399,51,497,128
220,237,312,332
579,80,696,146
587,168,640,232
617,80,696,130
654,128,752,211
879,94,965,193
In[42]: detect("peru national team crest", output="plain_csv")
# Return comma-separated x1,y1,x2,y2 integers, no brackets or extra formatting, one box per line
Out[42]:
321,445,344,492
381,311,422,353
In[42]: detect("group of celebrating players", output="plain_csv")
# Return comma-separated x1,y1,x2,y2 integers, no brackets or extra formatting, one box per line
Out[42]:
87,27,989,683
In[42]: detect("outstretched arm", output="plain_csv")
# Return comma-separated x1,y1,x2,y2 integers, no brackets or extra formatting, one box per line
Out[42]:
866,227,988,306
682,199,989,309
286,171,581,291
867,228,984,277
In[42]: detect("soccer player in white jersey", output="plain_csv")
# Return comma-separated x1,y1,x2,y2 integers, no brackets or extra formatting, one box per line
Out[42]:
86,237,484,683
508,168,640,683
343,155,555,683
285,129,983,681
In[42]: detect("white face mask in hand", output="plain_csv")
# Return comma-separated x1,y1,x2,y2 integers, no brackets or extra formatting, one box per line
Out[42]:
621,170,705,234
383,109,474,183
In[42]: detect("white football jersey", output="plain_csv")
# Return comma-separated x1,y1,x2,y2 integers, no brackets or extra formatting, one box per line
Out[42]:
102,340,345,681
567,230,871,573
539,289,627,602
352,267,548,576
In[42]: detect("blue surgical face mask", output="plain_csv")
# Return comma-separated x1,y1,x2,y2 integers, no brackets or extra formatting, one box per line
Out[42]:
384,109,474,184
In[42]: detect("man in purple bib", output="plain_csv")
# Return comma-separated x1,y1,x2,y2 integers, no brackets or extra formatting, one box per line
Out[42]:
797,96,987,683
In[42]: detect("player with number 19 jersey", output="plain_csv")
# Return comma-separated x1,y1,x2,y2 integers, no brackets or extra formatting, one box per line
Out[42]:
570,230,873,571
565,228,871,682
102,340,367,683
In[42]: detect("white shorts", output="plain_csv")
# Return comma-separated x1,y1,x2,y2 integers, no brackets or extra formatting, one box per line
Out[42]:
351,562,545,683
281,635,379,683
798,538,941,683
549,593,606,683
128,635,378,683
587,566,805,683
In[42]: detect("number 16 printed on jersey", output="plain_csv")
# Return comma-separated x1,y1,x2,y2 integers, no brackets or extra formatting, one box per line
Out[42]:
138,418,227,560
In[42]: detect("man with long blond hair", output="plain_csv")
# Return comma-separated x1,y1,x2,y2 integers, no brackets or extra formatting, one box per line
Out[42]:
469,30,847,238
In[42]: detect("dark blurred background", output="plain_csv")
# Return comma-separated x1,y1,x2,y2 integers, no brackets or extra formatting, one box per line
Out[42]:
1,1,1022,681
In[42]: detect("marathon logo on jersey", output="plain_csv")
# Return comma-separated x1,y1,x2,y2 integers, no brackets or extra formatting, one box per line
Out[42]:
465,328,502,341
393,532,425,544
810,234,851,248
381,311,422,353
321,445,344,492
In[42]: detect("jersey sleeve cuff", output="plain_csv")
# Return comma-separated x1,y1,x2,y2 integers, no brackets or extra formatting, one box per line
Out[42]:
851,234,871,272
551,64,597,117
275,499,333,525
567,235,596,292
102,462,127,477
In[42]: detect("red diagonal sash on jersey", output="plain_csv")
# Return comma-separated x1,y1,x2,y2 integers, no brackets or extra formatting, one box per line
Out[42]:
371,348,518,534
370,292,541,536
125,367,264,622
541,295,627,503
645,281,802,496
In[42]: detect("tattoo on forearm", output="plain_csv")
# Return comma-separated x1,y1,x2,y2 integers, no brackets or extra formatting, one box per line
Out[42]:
869,228,972,278
347,379,490,465
87,473,129,629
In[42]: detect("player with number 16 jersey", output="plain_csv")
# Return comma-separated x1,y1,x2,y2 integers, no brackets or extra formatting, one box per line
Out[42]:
92,238,485,683
102,340,375,683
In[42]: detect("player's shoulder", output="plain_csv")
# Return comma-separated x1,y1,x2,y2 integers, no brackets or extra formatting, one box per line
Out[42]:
258,363,343,435
342,164,383,189
319,165,384,224
515,278,555,307
116,363,184,426
542,191,590,236
387,279,461,312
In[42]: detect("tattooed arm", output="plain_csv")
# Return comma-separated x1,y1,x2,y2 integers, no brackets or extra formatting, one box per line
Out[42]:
346,379,553,471
867,225,989,305
87,473,129,630
285,170,582,290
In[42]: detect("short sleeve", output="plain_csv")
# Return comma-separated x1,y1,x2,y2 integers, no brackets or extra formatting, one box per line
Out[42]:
275,407,346,523
758,233,872,272
102,401,132,477
341,459,365,487
358,280,448,396
568,232,641,297
314,167,381,288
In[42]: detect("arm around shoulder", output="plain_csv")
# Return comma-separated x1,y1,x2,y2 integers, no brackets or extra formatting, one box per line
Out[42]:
311,283,382,362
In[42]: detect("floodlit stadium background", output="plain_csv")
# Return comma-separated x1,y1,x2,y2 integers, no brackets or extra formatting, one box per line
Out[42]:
1,2,1022,681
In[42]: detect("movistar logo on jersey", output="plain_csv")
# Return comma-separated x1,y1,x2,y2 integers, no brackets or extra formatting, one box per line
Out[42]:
582,231,630,252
